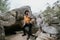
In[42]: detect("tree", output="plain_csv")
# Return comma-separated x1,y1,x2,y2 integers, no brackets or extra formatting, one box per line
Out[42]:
42,6,55,24
0,0,9,13
42,1,60,25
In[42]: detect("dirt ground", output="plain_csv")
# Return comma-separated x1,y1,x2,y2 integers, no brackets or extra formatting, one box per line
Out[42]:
5,33,28,40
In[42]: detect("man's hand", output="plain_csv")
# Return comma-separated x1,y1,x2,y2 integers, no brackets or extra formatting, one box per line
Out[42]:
30,19,35,24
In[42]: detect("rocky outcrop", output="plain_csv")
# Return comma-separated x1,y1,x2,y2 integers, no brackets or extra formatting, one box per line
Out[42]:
35,23,60,40
35,17,60,40
0,6,33,39
0,6,32,27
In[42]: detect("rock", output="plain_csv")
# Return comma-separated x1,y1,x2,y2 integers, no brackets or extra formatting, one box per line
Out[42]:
0,6,32,27
42,26,58,35
36,32,57,40
0,24,5,40
35,29,42,36
0,15,15,26
0,6,37,38
0,6,37,35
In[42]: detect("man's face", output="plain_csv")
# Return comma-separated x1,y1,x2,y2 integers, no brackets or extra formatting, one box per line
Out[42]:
26,12,29,15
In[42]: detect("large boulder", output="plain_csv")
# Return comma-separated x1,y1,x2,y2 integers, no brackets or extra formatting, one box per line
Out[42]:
0,6,33,35
42,26,58,35
0,6,32,27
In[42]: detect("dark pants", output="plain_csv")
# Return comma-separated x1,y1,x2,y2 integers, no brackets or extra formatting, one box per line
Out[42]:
23,23,36,40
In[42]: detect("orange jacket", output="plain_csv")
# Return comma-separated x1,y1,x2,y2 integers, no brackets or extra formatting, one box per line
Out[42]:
24,15,31,24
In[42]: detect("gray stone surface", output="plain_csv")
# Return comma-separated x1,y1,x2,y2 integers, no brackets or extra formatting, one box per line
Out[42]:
36,32,57,40
0,24,5,40
42,26,58,34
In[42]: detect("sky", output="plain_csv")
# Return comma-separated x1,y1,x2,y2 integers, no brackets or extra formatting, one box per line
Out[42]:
9,0,57,13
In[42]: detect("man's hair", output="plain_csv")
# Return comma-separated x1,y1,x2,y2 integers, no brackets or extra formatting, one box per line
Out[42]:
24,10,29,14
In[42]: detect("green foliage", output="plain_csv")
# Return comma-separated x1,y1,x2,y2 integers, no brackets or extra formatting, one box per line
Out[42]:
0,0,9,13
42,0,60,25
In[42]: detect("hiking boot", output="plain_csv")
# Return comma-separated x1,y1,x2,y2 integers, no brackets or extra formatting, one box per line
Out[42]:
22,34,26,36
35,36,38,39
27,37,29,40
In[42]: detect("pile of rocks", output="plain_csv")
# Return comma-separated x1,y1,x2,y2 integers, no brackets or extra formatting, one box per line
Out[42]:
35,23,59,40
